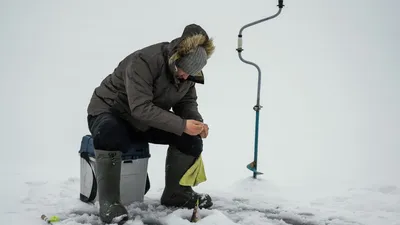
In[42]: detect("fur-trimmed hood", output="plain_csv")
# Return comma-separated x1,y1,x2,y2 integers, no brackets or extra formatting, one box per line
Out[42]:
166,24,215,84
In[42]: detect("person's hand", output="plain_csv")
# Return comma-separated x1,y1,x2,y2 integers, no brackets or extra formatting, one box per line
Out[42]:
184,120,204,136
200,123,209,138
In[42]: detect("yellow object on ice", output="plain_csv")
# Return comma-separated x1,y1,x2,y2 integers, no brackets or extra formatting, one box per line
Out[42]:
49,215,60,222
179,155,207,186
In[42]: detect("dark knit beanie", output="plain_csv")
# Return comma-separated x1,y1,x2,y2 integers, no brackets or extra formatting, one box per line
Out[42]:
176,46,207,76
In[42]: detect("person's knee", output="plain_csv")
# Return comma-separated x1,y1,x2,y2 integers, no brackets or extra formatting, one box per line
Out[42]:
89,113,131,153
179,134,203,157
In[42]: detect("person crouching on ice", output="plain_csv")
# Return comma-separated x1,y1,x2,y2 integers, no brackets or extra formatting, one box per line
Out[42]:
86,23,215,224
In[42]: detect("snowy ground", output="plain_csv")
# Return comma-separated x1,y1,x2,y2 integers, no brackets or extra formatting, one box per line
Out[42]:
4,145,400,225
5,173,400,225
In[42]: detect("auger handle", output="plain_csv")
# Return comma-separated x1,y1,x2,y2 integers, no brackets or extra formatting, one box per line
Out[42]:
278,0,285,9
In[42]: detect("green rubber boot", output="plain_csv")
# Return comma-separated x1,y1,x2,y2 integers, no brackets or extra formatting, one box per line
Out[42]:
95,150,128,224
160,146,213,209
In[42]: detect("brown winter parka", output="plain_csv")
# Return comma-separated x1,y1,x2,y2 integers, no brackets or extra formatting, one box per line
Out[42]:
87,24,215,136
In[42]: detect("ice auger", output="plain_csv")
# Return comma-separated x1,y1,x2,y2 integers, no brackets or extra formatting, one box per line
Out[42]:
236,0,285,178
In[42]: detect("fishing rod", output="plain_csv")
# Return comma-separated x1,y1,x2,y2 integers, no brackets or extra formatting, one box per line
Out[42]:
236,0,285,179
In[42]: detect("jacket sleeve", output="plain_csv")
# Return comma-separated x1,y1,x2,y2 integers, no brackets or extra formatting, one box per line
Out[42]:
172,82,203,122
125,55,186,136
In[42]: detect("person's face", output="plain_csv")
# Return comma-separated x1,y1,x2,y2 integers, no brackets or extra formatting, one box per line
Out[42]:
176,67,189,80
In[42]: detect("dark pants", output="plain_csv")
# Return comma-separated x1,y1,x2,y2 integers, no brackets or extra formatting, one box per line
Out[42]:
87,112,203,158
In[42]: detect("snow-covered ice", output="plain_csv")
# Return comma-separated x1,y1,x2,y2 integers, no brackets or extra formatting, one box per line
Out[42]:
1,0,400,224
6,168,400,225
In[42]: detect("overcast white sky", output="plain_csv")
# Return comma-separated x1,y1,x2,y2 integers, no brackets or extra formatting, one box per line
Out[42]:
1,0,399,191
